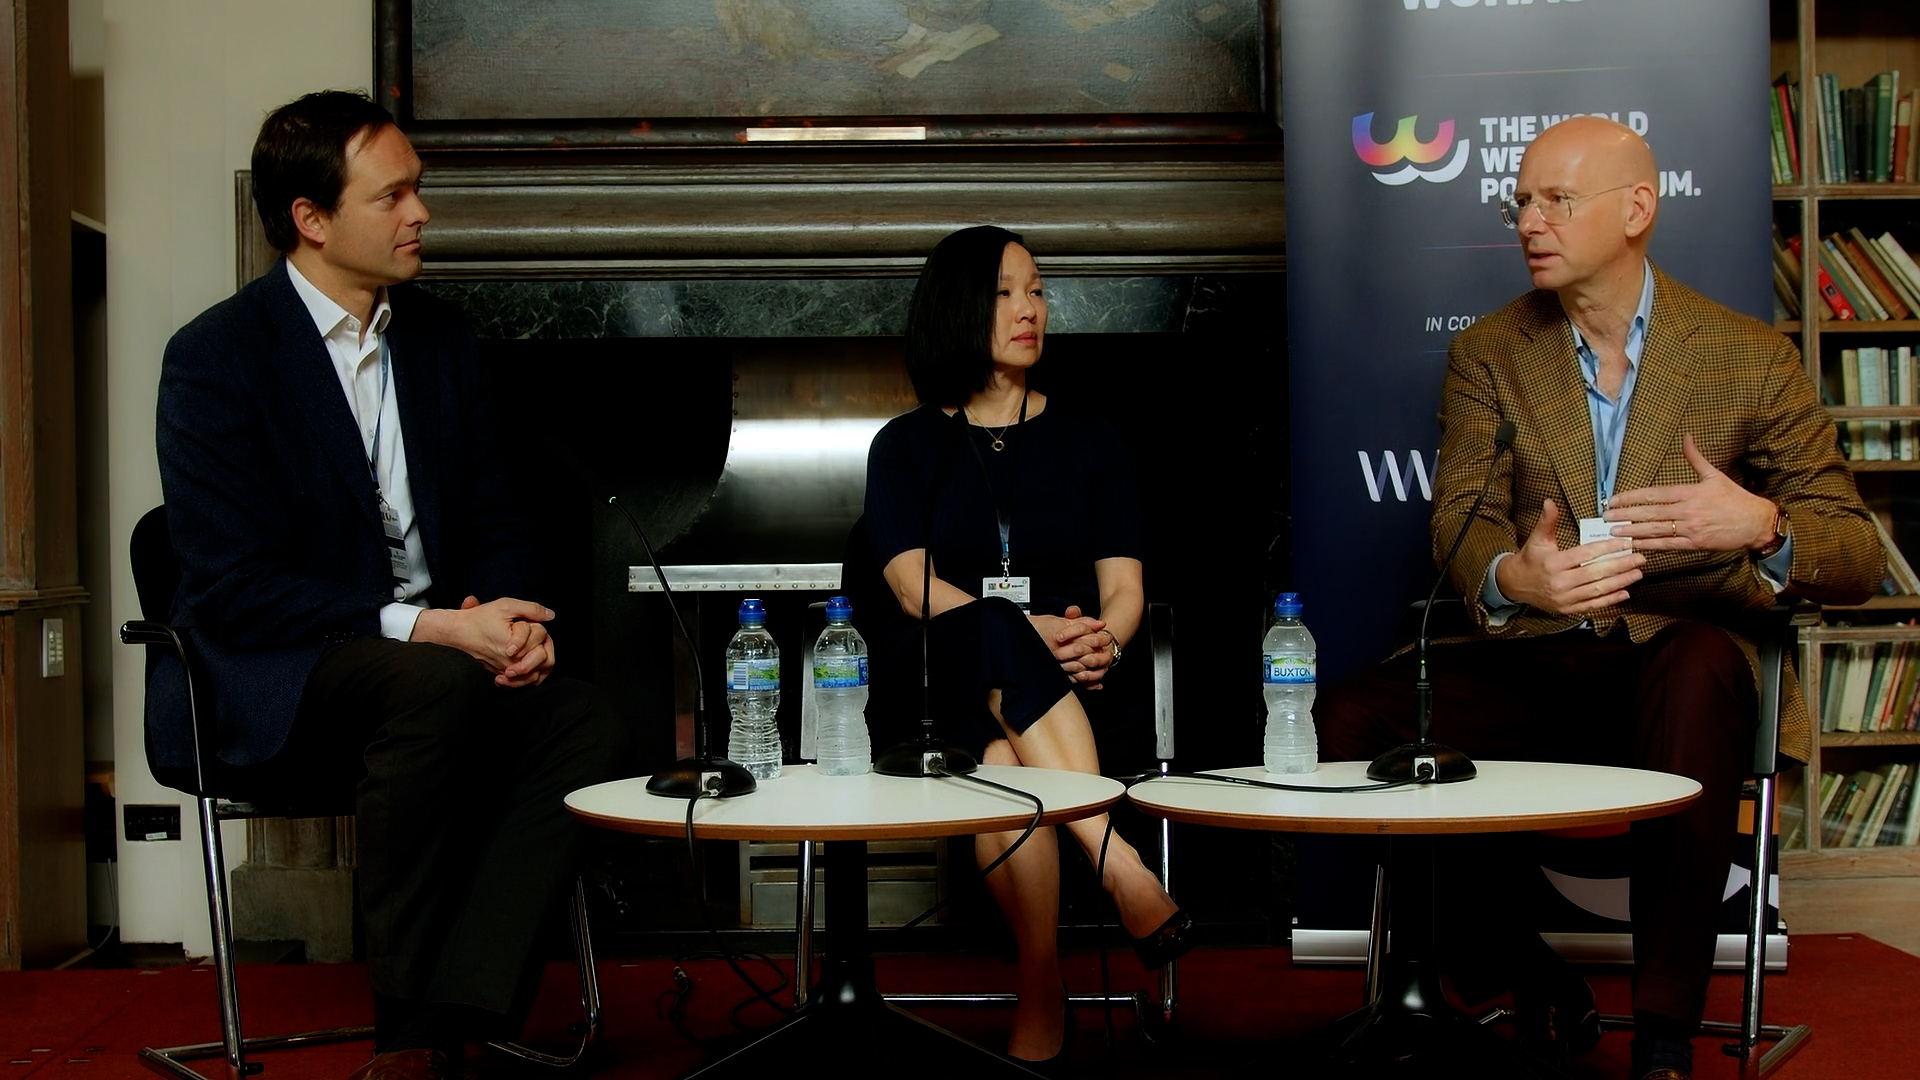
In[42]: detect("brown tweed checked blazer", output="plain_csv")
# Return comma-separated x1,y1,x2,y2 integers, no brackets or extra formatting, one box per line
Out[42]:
1432,264,1882,762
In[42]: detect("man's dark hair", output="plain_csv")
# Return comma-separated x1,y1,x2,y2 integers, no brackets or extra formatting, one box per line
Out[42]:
903,225,1026,407
250,91,397,253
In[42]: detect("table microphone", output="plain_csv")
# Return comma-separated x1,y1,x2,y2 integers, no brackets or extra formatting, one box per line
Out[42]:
550,440,755,799
1366,419,1517,784
875,412,979,778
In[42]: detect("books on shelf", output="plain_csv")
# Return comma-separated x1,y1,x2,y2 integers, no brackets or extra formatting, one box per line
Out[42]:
1802,71,1917,185
1787,230,1920,324
1827,346,1916,461
1870,513,1920,595
1812,763,1920,849
1819,635,1920,733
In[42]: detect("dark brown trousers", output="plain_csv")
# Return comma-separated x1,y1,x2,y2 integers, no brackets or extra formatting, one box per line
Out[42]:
252,639,627,1042
1316,621,1756,1026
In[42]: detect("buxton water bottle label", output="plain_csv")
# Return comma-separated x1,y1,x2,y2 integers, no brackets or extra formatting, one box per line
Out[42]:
728,658,780,691
813,656,868,689
1263,653,1316,684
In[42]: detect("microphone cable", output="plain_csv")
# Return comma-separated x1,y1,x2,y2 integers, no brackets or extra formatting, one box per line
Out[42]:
1141,767,1432,793
663,786,796,1048
893,766,1046,933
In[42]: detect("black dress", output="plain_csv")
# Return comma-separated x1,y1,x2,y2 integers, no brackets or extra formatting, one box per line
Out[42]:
862,402,1146,758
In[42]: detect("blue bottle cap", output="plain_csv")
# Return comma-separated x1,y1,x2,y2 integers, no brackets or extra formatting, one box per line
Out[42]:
1274,592,1303,618
826,595,853,621
738,598,767,625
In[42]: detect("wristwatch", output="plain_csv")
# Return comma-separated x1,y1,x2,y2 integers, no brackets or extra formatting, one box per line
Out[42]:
1755,504,1791,559
1105,629,1123,667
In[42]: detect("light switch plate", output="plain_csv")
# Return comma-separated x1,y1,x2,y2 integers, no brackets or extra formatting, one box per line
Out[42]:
41,618,65,678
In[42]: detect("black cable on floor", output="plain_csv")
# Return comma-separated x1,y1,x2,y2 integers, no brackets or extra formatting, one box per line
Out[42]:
671,791,795,1043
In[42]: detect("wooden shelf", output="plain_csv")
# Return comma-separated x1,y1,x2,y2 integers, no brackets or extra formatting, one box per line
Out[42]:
1803,624,1920,643
1821,731,1920,746
1845,459,1920,471
1815,319,1920,333
1823,595,1920,611
1808,183,1920,200
1829,406,1920,418
1781,846,1920,878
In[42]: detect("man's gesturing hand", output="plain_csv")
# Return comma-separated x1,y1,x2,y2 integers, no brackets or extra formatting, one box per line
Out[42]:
412,595,557,688
1493,498,1645,616
1603,434,1778,553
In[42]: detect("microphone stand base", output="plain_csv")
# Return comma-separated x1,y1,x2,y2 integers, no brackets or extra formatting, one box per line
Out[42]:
874,735,979,778
646,756,759,798
1366,742,1477,784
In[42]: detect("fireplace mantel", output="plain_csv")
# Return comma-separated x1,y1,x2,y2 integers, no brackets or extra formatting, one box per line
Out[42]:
238,156,1284,284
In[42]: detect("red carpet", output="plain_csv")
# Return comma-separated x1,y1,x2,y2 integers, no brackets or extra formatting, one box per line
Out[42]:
2,936,1913,1079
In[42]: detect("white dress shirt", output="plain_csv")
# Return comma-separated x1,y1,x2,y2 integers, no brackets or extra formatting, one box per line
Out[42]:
286,260,432,641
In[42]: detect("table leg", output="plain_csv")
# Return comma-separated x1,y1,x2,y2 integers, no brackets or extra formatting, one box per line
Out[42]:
1305,835,1568,1078
678,840,1046,1079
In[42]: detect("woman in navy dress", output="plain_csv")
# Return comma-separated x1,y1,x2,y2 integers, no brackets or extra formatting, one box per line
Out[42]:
864,226,1189,1065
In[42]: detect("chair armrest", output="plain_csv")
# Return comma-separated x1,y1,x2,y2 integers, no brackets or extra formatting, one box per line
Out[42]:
118,618,221,797
1753,602,1818,777
1148,603,1174,762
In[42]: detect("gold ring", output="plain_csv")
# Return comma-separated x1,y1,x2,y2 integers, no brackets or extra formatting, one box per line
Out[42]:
1670,520,1678,536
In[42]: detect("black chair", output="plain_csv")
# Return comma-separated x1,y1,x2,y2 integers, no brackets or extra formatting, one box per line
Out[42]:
1381,598,1811,1076
789,517,1181,1032
121,506,602,1080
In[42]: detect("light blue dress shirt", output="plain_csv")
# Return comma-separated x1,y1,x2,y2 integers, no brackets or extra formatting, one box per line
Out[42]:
1481,263,1791,614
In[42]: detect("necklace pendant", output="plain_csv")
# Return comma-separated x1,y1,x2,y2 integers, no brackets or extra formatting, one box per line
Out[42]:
989,436,1006,452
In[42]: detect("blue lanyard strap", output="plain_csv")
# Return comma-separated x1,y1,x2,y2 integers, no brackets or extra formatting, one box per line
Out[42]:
367,335,390,480
959,390,1028,581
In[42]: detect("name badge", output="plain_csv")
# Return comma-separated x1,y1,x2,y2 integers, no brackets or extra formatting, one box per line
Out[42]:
983,576,1033,611
1577,516,1632,566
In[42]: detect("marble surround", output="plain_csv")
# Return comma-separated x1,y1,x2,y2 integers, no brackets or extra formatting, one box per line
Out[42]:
421,274,1280,340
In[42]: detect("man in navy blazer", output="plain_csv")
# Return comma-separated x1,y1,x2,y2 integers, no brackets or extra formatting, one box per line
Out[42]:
153,91,624,1080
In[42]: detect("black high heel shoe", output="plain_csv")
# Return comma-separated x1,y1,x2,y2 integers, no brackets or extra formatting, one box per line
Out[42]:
1011,987,1075,1076
1129,909,1196,971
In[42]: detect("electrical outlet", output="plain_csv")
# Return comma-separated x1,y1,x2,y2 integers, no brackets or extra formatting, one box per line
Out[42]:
41,618,65,678
124,805,181,842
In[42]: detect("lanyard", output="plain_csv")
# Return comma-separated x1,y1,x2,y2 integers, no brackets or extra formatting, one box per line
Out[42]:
1592,389,1628,513
366,335,391,482
959,391,1028,582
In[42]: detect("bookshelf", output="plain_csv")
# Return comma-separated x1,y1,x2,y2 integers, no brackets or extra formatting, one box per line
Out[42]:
1770,1,1920,879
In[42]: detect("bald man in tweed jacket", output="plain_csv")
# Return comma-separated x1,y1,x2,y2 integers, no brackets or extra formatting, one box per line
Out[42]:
1318,118,1878,1080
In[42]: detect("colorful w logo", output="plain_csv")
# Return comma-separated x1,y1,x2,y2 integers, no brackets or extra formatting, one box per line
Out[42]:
1352,113,1471,186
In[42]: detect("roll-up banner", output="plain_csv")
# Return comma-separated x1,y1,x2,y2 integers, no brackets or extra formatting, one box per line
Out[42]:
1282,0,1774,949
1284,0,1773,683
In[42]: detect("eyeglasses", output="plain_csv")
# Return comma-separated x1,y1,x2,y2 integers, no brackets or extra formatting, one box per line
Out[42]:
1499,183,1634,229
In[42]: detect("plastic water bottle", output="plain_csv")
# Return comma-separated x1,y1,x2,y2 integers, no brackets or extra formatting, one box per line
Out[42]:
1262,592,1318,774
812,596,871,776
726,598,782,781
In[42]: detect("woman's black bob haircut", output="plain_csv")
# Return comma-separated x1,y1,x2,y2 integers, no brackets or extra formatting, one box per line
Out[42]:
903,225,1028,407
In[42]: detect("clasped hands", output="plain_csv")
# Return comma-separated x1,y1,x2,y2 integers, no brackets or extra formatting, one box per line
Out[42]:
1495,435,1778,617
1030,605,1116,689
412,595,556,688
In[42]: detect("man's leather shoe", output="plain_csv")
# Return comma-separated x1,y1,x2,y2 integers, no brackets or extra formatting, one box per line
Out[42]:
1513,969,1601,1065
346,1049,450,1080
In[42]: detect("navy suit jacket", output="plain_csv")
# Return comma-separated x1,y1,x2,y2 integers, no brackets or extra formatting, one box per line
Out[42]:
149,259,540,771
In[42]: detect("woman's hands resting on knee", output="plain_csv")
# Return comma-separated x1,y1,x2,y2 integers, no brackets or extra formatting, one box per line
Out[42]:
1030,606,1116,689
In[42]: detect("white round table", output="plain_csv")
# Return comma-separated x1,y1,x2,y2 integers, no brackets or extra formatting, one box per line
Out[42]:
567,762,1124,840
568,764,1123,1078
1129,760,1701,1077
1128,760,1700,835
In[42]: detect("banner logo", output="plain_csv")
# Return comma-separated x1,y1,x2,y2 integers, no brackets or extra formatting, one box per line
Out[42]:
1357,450,1435,503
1352,113,1471,185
